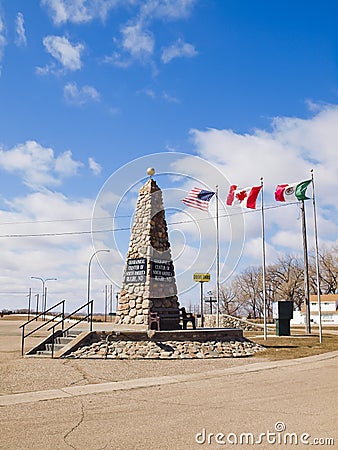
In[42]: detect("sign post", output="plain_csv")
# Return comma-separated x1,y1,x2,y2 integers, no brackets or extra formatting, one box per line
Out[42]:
193,273,211,327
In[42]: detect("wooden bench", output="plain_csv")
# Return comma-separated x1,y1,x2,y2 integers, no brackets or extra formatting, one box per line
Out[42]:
148,308,196,331
180,309,196,330
149,308,180,331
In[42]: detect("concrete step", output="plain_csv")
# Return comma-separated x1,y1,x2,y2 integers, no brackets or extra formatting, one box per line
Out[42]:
55,337,73,345
25,328,91,358
45,343,64,352
64,329,82,338
35,350,52,356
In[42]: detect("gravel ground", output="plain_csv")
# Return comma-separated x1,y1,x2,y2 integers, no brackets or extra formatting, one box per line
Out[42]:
0,320,264,395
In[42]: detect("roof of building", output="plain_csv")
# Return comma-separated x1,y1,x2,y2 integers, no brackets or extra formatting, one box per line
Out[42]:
310,294,338,302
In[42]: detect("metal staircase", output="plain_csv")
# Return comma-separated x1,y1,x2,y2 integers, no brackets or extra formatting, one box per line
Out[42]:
33,329,83,357
20,300,94,358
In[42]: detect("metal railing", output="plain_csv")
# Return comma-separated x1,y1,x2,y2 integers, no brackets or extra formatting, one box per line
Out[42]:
48,300,93,358
19,300,65,356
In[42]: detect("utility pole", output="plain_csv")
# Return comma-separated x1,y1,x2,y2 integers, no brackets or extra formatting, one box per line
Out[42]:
27,288,32,320
109,285,113,322
104,285,108,322
35,293,39,317
115,291,120,322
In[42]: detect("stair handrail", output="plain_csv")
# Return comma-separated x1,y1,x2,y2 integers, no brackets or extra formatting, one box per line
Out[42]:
20,300,65,356
48,300,93,358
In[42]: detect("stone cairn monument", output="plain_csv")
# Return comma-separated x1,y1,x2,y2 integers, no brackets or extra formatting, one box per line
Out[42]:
116,169,180,329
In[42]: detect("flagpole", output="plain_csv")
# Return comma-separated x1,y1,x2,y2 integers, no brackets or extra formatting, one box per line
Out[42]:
260,177,267,340
216,185,220,327
311,169,322,343
300,199,311,334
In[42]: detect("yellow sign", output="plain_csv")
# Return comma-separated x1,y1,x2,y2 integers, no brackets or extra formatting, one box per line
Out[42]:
193,273,211,282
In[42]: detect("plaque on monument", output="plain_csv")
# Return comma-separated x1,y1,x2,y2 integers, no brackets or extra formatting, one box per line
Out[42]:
124,258,147,283
150,259,174,282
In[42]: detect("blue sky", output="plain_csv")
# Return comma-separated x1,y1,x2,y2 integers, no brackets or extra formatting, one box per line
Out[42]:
0,0,337,312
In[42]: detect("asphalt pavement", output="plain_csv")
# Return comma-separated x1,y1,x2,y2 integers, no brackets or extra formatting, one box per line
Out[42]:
1,319,337,450
1,350,337,449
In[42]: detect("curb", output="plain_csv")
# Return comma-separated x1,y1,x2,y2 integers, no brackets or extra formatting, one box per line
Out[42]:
1,350,337,407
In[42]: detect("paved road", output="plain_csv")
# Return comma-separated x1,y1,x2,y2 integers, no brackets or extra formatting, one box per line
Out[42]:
1,351,337,450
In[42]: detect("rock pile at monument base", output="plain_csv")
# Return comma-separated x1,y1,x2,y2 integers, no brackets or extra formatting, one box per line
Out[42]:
65,332,265,359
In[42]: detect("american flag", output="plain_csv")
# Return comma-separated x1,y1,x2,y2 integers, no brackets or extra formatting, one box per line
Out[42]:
182,187,215,212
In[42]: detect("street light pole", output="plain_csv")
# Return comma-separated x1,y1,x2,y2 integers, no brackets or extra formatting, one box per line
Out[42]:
27,288,32,320
87,249,110,319
35,293,39,317
31,276,57,319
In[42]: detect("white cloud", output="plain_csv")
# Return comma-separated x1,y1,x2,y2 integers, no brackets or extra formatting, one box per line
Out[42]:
41,0,130,25
161,38,197,63
140,0,196,21
41,0,196,25
0,141,83,188
0,189,114,311
40,35,84,73
241,236,280,267
4,190,91,226
63,82,100,105
55,150,83,176
271,229,303,252
15,12,27,47
88,157,102,176
121,22,155,60
138,88,179,103
104,1,197,68
107,22,155,67
140,88,156,99
162,91,180,103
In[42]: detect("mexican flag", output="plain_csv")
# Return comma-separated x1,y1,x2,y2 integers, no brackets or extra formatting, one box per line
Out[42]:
275,179,311,202
226,184,262,209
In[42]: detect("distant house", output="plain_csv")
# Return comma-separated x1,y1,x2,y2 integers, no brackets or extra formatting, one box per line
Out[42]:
292,294,338,325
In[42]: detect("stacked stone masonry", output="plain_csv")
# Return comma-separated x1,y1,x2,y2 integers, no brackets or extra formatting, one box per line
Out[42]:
117,178,180,327
203,314,266,331
67,335,265,359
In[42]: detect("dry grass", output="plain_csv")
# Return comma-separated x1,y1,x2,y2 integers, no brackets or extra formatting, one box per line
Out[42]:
245,331,338,360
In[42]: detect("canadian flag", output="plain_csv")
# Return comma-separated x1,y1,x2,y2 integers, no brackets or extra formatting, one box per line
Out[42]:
226,184,262,209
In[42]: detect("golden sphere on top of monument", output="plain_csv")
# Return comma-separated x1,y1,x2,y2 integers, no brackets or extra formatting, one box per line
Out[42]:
147,167,155,177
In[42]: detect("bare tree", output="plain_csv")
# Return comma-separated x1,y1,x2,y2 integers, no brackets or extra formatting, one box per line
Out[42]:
215,246,338,319
267,255,304,310
310,245,338,294
232,267,264,319
218,283,242,316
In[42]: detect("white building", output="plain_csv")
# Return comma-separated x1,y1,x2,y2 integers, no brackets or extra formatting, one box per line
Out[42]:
292,294,338,325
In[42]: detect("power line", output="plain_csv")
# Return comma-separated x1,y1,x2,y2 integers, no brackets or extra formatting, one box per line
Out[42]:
0,202,296,239
0,209,181,226
0,215,131,226
0,292,30,295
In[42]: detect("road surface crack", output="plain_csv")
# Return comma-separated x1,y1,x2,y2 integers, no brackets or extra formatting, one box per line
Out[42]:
62,360,111,386
63,400,85,449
